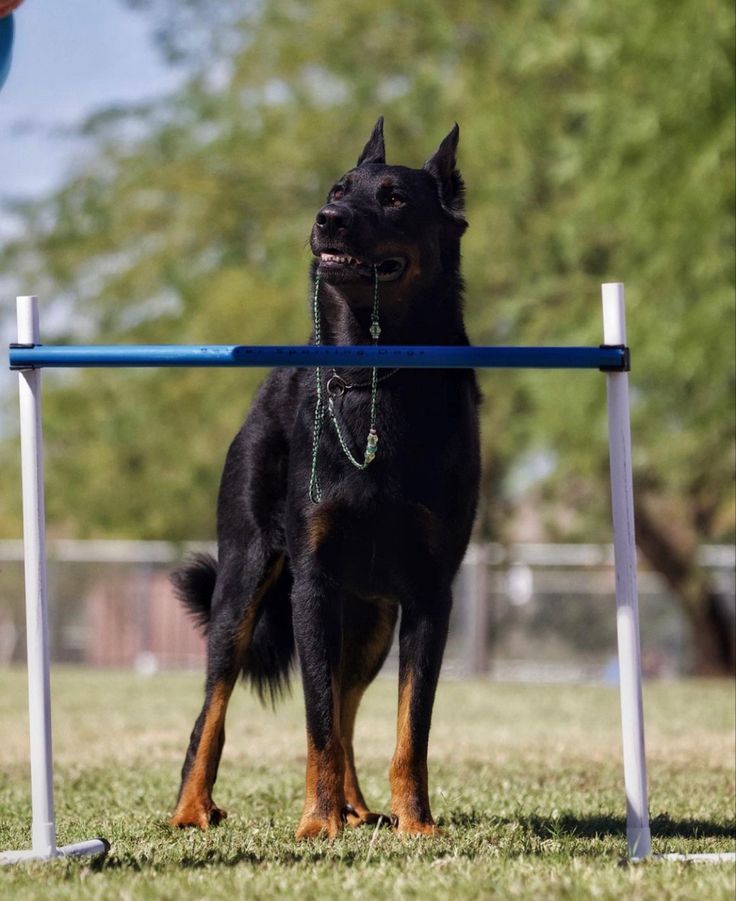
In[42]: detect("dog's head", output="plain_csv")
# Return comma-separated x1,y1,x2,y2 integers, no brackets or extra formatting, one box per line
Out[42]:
310,118,467,304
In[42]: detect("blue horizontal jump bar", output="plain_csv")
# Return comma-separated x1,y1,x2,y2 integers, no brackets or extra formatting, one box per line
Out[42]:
9,344,627,371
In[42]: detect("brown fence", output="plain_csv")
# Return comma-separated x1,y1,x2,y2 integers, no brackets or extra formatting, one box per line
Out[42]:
84,569,205,670
0,540,733,679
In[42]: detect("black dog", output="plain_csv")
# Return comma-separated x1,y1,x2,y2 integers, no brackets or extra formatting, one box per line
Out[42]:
170,118,480,839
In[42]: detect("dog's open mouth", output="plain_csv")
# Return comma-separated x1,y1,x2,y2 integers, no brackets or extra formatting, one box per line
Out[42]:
318,252,407,282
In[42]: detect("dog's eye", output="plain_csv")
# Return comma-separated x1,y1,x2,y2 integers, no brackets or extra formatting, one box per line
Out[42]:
386,192,406,209
331,186,345,201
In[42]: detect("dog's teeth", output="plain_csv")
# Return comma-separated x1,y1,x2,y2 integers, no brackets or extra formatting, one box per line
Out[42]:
320,253,366,267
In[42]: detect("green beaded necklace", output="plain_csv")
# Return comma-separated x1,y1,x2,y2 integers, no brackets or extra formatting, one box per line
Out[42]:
309,267,382,504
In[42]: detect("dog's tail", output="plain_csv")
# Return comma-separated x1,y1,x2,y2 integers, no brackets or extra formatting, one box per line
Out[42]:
171,552,295,706
170,552,217,632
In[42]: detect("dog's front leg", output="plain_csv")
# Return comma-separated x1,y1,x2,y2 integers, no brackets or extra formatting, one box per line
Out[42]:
292,568,346,840
390,592,451,835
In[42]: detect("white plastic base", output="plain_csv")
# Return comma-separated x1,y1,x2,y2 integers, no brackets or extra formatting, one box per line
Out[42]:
631,851,736,864
0,838,109,865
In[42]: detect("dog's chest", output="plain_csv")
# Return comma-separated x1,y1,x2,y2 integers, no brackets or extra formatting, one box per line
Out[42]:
283,369,479,596
315,373,470,485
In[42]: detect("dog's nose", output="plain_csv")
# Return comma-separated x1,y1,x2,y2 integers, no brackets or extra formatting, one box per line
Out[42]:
315,203,353,236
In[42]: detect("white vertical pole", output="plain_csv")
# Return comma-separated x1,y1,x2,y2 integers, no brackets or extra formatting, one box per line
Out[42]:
462,545,489,676
1,298,108,865
602,282,651,860
16,295,57,858
471,545,489,675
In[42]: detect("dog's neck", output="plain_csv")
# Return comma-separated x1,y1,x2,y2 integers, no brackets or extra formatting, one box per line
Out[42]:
312,269,469,348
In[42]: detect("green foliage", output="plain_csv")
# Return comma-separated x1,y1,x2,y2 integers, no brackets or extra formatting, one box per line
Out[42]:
0,0,733,548
1,671,734,899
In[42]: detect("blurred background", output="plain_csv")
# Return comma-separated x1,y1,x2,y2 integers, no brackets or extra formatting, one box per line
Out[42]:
0,0,733,680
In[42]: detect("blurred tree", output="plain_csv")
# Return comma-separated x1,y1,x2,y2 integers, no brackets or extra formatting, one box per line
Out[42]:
1,0,733,671
502,0,736,674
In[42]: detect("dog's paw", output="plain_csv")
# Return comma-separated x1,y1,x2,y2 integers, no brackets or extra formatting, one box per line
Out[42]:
343,804,391,829
170,799,228,830
391,815,444,837
295,812,344,841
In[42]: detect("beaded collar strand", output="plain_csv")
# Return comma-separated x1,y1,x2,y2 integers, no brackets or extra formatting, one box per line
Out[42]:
309,267,382,504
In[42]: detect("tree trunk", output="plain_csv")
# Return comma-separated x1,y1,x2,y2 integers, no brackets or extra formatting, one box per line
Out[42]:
633,496,735,676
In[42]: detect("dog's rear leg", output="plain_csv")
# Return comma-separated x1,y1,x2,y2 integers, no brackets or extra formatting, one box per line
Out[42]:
170,671,232,829
389,591,451,836
291,569,347,840
171,555,284,829
340,597,397,828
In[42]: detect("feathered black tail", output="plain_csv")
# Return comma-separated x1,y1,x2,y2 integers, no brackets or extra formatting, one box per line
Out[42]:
170,553,217,632
171,552,295,706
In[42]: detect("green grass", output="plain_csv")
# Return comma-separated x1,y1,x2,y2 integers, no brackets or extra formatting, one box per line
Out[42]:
0,669,734,900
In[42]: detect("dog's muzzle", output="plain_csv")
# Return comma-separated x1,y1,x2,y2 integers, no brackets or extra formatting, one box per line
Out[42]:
313,203,407,282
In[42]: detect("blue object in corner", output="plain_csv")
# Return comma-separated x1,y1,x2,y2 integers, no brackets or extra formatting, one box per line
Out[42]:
0,13,15,91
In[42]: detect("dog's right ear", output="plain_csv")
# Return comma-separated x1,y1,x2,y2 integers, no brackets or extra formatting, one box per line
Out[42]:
357,116,386,166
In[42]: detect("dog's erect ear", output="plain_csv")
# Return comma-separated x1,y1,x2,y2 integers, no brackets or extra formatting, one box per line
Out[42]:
423,124,467,229
357,116,386,166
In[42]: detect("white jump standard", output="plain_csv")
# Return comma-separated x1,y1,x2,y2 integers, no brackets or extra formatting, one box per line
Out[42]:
1,298,109,864
3,284,655,863
602,283,650,859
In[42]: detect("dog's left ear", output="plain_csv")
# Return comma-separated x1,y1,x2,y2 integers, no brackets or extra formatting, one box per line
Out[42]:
423,124,467,230
357,116,386,166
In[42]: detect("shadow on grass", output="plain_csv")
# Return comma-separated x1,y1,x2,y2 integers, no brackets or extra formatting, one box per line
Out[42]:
97,847,382,871
451,810,736,841
93,822,378,871
95,850,274,872
91,813,735,871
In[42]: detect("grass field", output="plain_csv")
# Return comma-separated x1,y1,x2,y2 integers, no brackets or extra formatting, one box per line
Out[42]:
0,669,734,900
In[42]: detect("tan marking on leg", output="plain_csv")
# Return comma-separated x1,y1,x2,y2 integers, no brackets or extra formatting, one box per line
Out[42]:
234,554,285,654
306,502,338,554
296,680,345,840
296,735,346,840
171,681,232,829
171,556,285,829
340,600,397,827
341,685,371,822
389,675,441,836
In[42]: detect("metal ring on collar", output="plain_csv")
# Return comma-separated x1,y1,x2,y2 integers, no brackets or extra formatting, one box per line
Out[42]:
326,373,351,397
